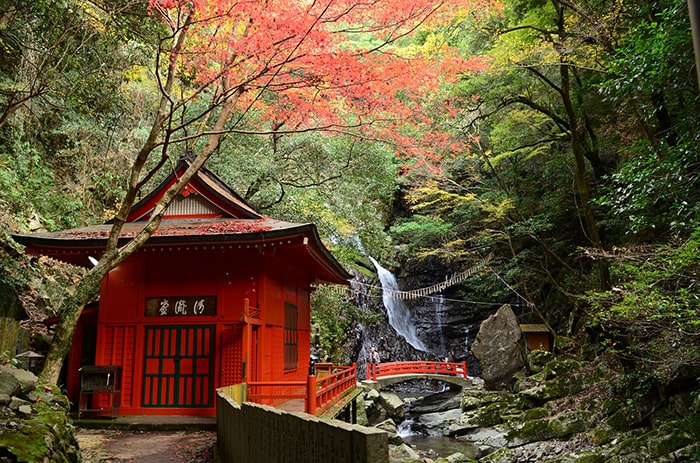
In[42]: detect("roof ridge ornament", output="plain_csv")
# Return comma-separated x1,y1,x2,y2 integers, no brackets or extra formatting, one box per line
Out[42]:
181,148,197,161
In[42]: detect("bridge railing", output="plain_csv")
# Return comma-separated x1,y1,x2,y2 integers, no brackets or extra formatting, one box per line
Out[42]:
311,363,358,414
246,363,357,415
365,360,467,381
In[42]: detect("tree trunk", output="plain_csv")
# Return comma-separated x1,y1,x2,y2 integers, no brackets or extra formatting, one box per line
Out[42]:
555,1,610,291
39,268,103,384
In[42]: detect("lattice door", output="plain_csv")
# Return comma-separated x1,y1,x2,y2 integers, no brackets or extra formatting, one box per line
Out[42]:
142,325,214,408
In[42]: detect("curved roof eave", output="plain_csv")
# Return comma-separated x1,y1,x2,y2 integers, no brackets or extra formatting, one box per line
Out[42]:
12,220,351,285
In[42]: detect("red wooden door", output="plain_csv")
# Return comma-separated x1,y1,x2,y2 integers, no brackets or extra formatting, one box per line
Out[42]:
220,325,243,386
142,325,215,408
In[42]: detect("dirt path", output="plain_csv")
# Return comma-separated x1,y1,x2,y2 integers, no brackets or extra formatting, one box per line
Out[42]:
76,429,216,463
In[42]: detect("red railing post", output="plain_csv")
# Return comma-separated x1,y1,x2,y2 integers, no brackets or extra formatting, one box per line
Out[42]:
462,360,468,379
306,375,317,415
365,362,370,381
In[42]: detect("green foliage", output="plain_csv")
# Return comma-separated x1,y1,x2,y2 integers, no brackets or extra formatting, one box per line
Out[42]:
0,0,158,229
210,131,399,262
310,285,381,364
389,214,453,249
595,140,700,236
585,229,700,382
600,2,695,126
0,140,86,230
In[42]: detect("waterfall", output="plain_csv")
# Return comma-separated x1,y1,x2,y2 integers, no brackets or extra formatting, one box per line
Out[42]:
434,295,447,358
357,322,370,360
369,257,428,352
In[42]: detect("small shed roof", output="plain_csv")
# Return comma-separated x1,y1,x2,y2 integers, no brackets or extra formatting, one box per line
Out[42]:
519,324,551,333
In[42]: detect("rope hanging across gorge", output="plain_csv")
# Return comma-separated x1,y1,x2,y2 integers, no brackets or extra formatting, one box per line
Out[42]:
341,254,493,301
379,254,492,300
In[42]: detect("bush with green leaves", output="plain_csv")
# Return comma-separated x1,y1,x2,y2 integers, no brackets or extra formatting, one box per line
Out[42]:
585,228,700,383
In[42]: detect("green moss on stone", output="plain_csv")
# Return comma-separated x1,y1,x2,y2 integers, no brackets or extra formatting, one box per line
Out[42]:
0,385,79,463
521,407,548,421
469,402,506,426
508,417,552,442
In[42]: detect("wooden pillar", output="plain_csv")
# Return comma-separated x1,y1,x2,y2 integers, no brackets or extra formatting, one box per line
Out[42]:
306,374,317,415
243,298,252,381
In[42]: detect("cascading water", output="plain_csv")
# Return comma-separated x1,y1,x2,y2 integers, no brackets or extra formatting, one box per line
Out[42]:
434,295,447,358
369,257,428,352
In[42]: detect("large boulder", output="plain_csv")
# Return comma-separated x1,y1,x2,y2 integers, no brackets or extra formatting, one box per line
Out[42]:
0,365,38,393
471,304,526,389
377,391,405,421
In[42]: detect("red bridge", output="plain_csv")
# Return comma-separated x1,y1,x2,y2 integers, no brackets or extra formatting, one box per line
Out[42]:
228,360,470,419
365,360,470,390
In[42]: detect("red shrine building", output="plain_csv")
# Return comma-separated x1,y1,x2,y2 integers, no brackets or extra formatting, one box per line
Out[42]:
13,157,351,416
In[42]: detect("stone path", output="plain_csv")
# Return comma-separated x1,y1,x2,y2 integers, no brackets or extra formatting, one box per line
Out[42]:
76,429,216,463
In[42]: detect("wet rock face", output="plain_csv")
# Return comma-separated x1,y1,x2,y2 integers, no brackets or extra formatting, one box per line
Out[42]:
351,259,492,377
471,304,526,389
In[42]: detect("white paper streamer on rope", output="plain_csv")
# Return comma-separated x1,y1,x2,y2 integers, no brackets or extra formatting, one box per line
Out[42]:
378,255,491,300
333,255,492,301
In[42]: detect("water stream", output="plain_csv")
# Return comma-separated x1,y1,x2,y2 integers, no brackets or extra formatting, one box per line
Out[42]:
433,295,447,358
369,257,428,352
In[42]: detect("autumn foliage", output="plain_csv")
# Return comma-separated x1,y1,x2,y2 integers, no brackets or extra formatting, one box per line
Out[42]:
148,0,496,168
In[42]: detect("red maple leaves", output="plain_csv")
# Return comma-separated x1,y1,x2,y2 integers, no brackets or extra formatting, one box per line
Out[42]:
65,219,275,240
148,0,501,176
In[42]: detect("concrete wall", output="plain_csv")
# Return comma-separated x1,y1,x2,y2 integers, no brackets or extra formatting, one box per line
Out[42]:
217,388,388,463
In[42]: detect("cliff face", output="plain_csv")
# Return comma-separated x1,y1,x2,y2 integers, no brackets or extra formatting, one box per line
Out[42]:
349,256,497,379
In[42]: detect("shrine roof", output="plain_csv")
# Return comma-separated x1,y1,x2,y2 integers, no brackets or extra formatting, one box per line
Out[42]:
125,156,262,221
12,154,351,284
13,218,351,284
17,217,288,242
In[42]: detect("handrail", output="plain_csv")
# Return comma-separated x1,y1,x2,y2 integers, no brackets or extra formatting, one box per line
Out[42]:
365,360,467,381
247,381,306,403
244,363,358,416
314,363,357,415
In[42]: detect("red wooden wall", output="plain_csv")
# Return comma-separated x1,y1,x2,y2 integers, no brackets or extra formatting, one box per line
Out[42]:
70,244,313,416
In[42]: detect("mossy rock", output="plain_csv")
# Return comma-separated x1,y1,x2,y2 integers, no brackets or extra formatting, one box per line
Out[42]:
590,422,617,445
644,414,700,457
461,390,510,412
0,384,79,463
546,451,608,463
478,446,515,463
466,402,508,427
507,410,589,445
609,428,655,460
527,350,554,374
517,359,594,404
647,428,696,457
520,406,549,421
603,391,657,432
541,359,581,380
